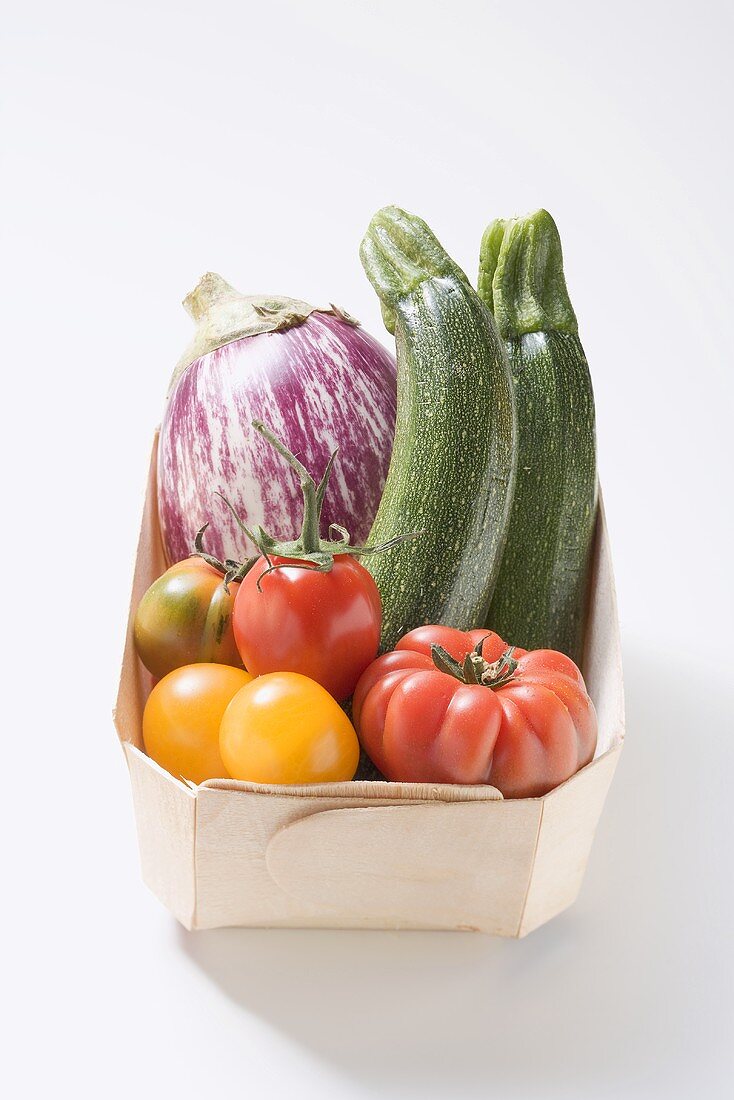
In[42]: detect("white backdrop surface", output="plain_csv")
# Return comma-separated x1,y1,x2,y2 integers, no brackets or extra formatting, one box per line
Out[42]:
2,2,732,1097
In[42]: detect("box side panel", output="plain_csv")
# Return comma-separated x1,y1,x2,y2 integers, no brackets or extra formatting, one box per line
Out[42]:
125,744,197,928
114,434,166,751
513,499,625,937
518,745,622,937
193,790,541,934
584,500,625,757
265,802,542,934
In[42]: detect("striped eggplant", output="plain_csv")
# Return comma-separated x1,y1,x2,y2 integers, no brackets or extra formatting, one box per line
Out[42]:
158,273,397,565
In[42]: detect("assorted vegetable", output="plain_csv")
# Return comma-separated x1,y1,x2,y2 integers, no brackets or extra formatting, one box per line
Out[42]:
142,664,252,785
477,210,597,663
234,552,381,703
358,207,517,651
352,626,597,795
228,420,413,702
134,204,600,798
220,672,360,784
158,273,397,565
133,547,247,679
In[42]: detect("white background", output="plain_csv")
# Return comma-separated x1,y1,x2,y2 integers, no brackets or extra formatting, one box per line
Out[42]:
3,1,733,1097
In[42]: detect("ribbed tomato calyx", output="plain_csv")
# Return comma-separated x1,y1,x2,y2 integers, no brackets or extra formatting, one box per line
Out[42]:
480,646,520,688
193,524,258,592
431,638,519,689
217,420,421,589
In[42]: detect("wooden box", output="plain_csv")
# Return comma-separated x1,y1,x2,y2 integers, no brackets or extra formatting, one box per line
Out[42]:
114,437,624,936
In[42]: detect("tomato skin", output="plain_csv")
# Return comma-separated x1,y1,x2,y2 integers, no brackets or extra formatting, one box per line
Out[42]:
143,663,252,784
232,555,381,702
354,626,597,796
134,557,243,679
395,625,515,664
220,672,360,784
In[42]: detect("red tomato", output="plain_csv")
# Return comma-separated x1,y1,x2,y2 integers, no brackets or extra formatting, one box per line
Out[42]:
353,625,597,796
232,555,382,702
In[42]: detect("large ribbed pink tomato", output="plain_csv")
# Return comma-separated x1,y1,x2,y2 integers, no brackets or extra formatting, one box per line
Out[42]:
353,626,597,796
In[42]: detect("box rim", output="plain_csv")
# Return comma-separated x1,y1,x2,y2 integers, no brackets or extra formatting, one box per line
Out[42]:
121,738,623,806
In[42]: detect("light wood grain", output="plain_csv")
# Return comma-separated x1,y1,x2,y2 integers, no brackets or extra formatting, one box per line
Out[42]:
114,436,167,751
584,494,625,757
124,743,197,928
519,745,622,936
265,801,541,933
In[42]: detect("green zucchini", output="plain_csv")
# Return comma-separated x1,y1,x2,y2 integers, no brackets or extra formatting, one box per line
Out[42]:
359,206,516,651
478,209,597,663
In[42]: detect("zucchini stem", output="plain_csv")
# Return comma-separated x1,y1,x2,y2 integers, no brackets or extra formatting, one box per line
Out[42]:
360,205,467,334
477,218,507,315
478,209,578,338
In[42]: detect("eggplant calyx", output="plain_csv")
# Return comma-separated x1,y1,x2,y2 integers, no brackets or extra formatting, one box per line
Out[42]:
169,273,360,393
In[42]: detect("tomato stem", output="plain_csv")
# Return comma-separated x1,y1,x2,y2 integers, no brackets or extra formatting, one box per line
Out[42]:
252,420,326,554
193,524,258,592
431,639,519,689
202,420,423,582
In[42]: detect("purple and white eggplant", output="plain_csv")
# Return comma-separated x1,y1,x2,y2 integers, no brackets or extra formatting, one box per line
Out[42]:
158,273,397,565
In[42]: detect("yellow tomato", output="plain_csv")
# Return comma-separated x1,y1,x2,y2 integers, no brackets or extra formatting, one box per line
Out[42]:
220,672,360,784
143,663,252,784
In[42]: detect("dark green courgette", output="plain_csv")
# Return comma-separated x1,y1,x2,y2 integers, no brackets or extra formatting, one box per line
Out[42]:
478,209,597,663
360,206,516,651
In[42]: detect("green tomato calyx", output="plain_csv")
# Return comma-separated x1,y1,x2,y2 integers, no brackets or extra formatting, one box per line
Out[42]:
213,420,421,591
431,638,519,689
